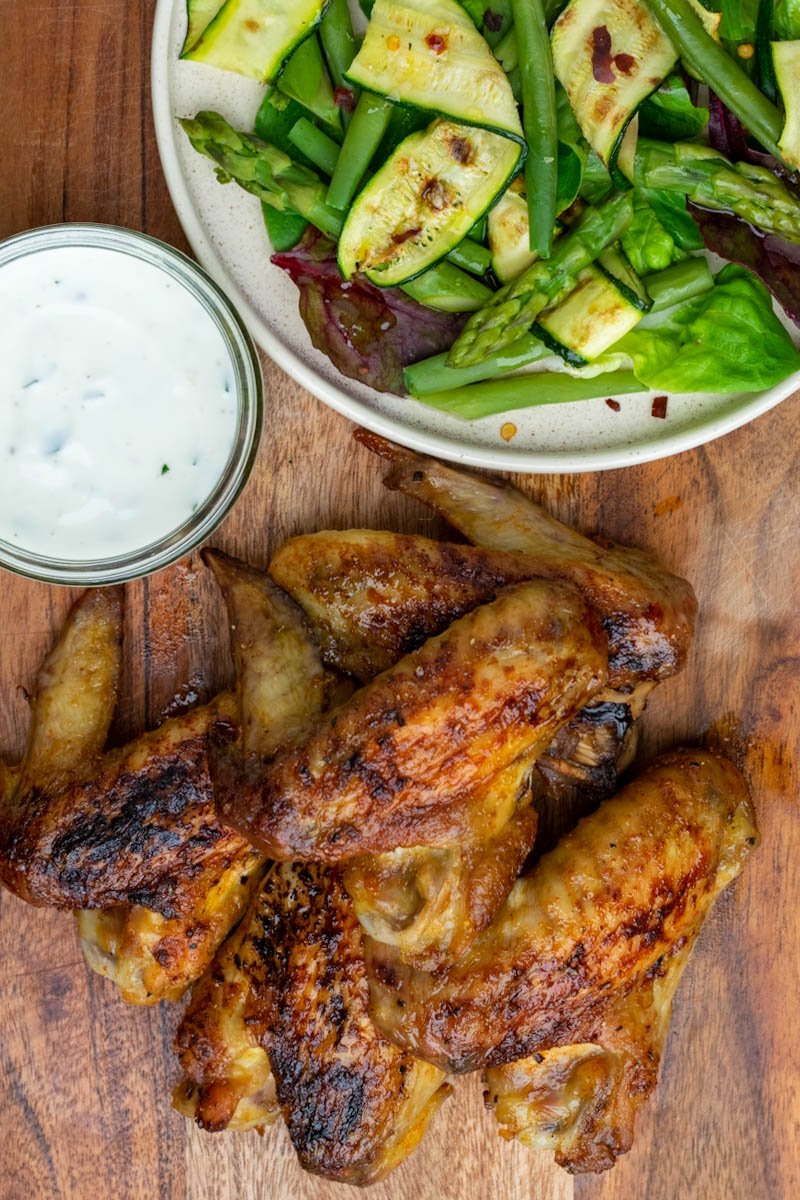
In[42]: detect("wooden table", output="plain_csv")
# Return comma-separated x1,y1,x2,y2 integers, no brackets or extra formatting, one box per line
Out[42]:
1,5,798,1199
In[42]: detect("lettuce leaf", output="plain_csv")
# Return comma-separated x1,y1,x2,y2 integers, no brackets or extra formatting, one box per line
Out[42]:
272,230,467,394
774,0,800,37
622,192,687,274
639,74,709,142
617,264,800,391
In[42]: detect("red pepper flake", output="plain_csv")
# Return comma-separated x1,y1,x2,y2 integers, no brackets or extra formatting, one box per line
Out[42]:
334,86,356,113
425,31,448,53
391,226,422,245
605,397,621,411
483,8,503,31
651,394,669,419
614,52,636,74
591,26,615,83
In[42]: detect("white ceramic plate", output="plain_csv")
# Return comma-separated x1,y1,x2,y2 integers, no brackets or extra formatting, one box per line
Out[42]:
151,0,800,472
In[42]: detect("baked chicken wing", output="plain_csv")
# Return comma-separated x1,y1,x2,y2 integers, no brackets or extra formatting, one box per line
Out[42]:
214,578,608,861
353,431,697,688
82,552,332,1005
367,750,757,1084
238,861,449,1184
173,551,332,1127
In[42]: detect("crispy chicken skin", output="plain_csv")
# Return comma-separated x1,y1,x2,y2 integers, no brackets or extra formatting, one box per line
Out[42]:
173,898,280,1131
214,579,609,861
367,750,758,1076
12,693,240,913
483,937,695,1173
240,862,450,1185
0,588,124,905
173,552,331,1126
353,431,698,687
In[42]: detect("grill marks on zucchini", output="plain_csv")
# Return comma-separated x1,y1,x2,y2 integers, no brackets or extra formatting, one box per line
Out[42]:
183,0,330,83
345,0,523,140
533,262,646,362
551,0,677,168
338,119,521,287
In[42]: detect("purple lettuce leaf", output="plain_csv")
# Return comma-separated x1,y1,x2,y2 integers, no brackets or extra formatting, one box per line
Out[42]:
271,229,466,394
690,205,800,329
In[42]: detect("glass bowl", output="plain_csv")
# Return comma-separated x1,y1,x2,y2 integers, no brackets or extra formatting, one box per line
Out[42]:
0,223,263,586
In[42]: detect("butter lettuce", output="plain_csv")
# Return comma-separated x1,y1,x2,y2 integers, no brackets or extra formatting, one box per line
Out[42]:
617,264,800,392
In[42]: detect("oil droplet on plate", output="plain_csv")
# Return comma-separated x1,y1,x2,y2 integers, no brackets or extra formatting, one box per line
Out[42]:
500,422,517,442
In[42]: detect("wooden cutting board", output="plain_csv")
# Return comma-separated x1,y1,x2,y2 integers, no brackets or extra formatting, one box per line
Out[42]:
1,5,798,1198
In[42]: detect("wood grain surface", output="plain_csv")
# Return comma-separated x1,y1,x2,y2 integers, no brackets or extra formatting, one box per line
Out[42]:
1,4,798,1198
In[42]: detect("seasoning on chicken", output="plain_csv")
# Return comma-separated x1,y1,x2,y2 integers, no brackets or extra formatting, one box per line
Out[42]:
366,750,758,1101
214,578,609,861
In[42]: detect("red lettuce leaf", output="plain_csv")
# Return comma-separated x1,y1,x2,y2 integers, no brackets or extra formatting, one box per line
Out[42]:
271,229,466,394
689,205,800,329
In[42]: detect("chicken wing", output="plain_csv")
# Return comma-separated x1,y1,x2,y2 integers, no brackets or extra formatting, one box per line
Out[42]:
367,749,757,1076
239,861,450,1184
483,936,695,1173
353,432,697,687
271,529,658,965
215,579,608,861
173,553,333,1123
78,553,332,1005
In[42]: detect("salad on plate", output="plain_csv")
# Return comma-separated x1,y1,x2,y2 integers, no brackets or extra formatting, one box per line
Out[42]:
177,0,800,419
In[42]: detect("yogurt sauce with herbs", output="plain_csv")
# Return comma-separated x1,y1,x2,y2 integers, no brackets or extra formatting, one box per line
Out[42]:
0,245,238,560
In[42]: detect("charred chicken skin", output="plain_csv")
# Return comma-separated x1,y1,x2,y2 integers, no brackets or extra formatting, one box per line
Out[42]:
214,578,609,862
238,862,449,1185
367,750,757,1087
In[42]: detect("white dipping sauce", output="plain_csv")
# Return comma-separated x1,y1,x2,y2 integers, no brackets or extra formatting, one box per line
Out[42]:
0,245,238,560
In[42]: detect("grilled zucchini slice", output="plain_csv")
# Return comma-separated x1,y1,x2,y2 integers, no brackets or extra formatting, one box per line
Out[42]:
181,0,225,54
533,265,644,364
597,244,650,310
551,0,677,169
338,118,522,287
773,41,800,169
184,0,329,82
345,0,523,141
488,180,565,282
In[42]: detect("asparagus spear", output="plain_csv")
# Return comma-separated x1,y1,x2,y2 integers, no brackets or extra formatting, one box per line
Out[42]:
447,192,634,368
180,111,343,239
634,139,800,243
181,112,491,311
639,0,784,159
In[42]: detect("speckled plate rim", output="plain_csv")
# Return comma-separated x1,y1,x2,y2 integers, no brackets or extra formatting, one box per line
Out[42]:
151,0,800,474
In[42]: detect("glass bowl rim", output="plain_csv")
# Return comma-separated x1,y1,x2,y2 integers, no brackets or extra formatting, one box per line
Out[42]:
0,222,264,586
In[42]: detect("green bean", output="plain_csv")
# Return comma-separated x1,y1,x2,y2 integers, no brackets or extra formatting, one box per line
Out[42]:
404,334,548,395
326,93,393,210
414,370,645,419
319,0,361,126
640,0,784,158
446,238,493,277
511,0,558,256
288,118,341,176
643,257,714,312
279,37,342,136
